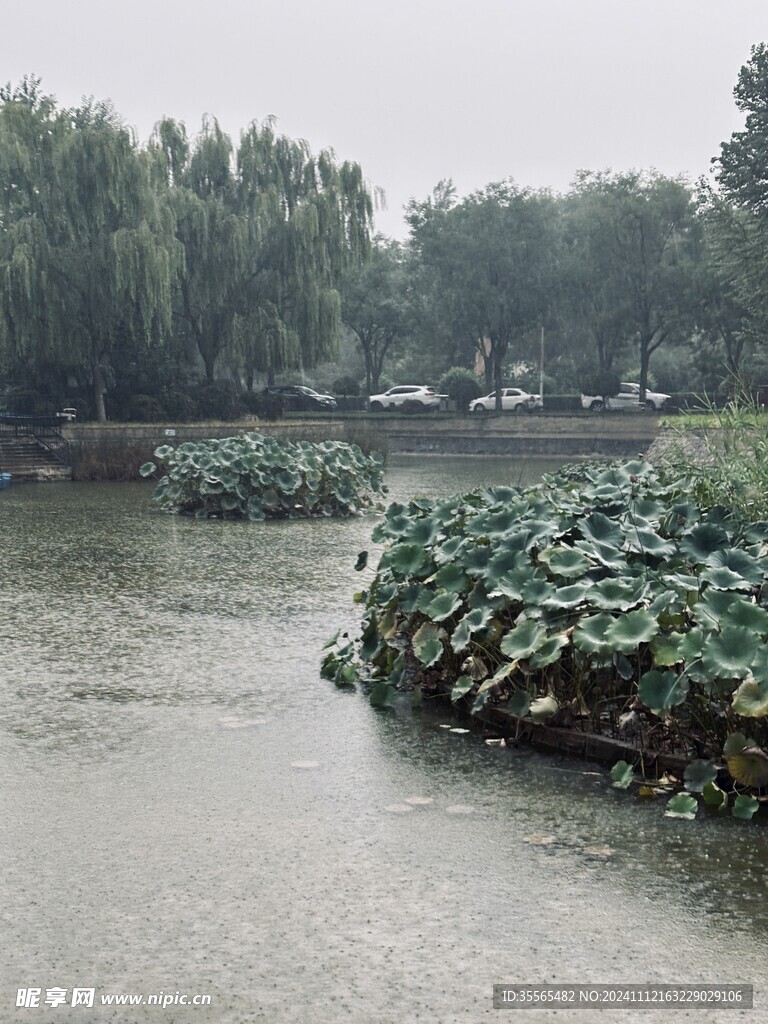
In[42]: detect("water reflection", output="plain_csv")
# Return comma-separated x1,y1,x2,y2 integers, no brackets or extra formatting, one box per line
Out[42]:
0,460,765,1023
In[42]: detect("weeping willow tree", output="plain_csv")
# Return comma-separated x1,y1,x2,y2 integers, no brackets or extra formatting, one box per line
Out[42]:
0,77,182,420
153,115,374,383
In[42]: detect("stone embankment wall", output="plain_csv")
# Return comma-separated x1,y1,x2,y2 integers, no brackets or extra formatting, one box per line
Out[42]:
64,412,660,463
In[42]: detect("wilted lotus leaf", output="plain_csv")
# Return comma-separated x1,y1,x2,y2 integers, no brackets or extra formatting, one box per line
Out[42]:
732,676,768,718
637,669,689,713
539,545,591,578
664,793,698,820
725,746,768,787
500,620,548,660
529,694,558,721
412,621,446,666
461,653,489,681
684,759,719,793
603,609,659,652
701,627,760,680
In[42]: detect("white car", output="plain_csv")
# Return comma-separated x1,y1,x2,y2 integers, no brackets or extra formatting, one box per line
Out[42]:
368,385,442,411
581,382,670,412
469,388,539,414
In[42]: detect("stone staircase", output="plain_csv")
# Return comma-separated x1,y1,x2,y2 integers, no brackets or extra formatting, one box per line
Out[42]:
0,436,71,481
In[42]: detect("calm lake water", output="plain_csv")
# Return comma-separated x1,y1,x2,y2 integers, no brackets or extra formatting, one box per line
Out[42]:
1,455,766,1023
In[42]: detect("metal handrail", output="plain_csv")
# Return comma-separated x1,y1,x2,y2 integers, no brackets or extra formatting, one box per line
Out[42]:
0,414,70,465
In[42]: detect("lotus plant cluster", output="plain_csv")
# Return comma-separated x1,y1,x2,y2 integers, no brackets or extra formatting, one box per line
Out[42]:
140,433,385,519
323,460,768,820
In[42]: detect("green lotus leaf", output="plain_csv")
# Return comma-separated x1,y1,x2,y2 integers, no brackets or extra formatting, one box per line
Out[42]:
434,563,470,593
153,444,175,459
540,582,591,610
386,543,428,575
573,613,617,656
721,599,768,634
623,528,676,558
638,669,689,712
220,494,243,512
732,676,768,717
574,538,628,570
664,793,698,820
701,627,760,680
500,620,548,660
603,610,659,652
723,731,751,756
139,461,157,477
693,589,734,630
539,546,591,578
459,545,493,574
369,681,396,709
529,633,570,669
701,566,753,591
680,523,730,564
702,781,728,809
579,511,624,548
649,632,687,667
611,760,634,789
706,548,766,586
684,759,719,793
418,590,464,623
412,621,446,666
396,583,423,613
451,675,474,702
590,578,648,612
507,690,531,717
403,516,441,546
450,607,491,653
732,795,760,820
489,566,539,601
529,694,558,722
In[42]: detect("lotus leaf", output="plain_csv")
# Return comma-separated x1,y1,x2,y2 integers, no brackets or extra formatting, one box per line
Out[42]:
610,760,634,789
574,538,628,570
369,681,396,708
701,627,760,680
529,633,570,669
500,620,548,660
624,528,676,559
649,632,686,667
520,576,557,604
386,543,428,575
723,731,750,755
706,548,766,586
418,590,464,623
450,607,493,654
459,545,493,574
405,516,441,546
680,523,730,564
732,795,760,819
396,583,423,613
637,669,689,712
701,566,753,591
732,676,768,718
725,746,768,787
539,545,591,578
490,567,541,602
573,613,617,656
721,598,768,633
540,582,591,610
579,511,624,548
684,759,719,793
529,695,558,721
412,622,446,666
434,563,470,594
664,793,698,819
702,781,728,809
603,610,659,652
451,675,474,702
590,579,647,612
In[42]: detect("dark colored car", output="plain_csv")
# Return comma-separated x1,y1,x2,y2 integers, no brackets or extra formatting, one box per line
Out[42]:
262,385,337,412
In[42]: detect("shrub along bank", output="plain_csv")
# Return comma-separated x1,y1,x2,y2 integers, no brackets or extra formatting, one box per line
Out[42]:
323,459,768,822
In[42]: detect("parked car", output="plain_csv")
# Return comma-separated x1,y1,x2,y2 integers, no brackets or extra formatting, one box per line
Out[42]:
262,385,337,411
368,385,442,411
469,388,539,414
581,382,670,412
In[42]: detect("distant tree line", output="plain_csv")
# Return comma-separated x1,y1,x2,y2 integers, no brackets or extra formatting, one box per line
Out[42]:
2,46,768,420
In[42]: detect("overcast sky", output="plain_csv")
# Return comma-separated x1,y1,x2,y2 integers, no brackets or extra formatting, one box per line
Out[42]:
3,1,766,237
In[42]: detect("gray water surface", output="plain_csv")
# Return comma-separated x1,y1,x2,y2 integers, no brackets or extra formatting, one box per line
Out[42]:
1,456,766,1023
